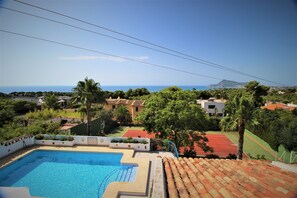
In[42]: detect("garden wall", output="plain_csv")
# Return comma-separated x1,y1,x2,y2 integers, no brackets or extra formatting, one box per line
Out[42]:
0,136,35,158
0,136,150,159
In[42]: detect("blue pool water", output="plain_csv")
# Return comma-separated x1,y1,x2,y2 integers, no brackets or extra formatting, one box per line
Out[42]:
0,150,137,198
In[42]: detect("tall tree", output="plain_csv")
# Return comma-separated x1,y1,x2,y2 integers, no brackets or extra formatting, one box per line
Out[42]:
245,81,269,107
44,94,60,110
220,95,255,159
136,87,211,152
73,77,104,136
113,105,132,125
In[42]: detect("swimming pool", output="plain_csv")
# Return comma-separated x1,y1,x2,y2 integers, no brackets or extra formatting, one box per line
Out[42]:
0,150,137,198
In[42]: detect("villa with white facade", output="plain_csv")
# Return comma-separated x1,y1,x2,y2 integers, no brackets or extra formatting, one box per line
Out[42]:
197,98,226,116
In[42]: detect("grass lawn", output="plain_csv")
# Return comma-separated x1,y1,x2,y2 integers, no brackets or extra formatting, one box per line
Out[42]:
56,109,81,119
106,126,144,137
224,130,297,163
224,130,276,161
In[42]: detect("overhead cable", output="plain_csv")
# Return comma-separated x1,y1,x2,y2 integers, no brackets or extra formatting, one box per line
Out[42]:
12,0,286,86
0,29,223,81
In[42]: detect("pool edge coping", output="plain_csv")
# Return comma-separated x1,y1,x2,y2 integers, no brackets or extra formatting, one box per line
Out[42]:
0,145,150,198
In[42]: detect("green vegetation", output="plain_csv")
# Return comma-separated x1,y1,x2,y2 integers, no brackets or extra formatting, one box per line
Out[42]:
110,137,147,144
0,121,61,143
0,98,36,127
73,77,105,136
102,88,150,100
95,108,118,133
220,95,255,159
56,109,81,119
249,108,297,152
244,80,269,107
1,80,296,159
265,88,297,104
44,93,61,110
113,105,132,125
220,81,269,159
225,130,296,163
136,86,212,152
35,134,74,141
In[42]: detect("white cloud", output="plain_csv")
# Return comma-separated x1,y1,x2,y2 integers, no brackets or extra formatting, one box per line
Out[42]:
59,55,149,62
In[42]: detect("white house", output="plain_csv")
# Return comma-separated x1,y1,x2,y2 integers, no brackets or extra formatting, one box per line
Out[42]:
197,98,226,116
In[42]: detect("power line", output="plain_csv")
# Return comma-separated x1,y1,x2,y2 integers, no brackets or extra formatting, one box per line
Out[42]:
0,5,234,73
0,29,222,81
0,6,213,67
12,0,286,86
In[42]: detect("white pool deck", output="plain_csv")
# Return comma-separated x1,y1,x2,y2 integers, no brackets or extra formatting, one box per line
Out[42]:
0,145,174,198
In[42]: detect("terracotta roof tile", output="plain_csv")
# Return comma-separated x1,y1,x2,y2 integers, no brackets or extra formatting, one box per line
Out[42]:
163,157,297,198
261,103,295,111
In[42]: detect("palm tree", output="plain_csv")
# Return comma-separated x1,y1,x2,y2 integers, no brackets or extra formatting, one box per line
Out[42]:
73,77,104,136
113,105,132,125
220,95,254,159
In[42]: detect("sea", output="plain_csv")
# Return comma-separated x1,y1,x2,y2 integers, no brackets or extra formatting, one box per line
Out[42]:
0,85,208,94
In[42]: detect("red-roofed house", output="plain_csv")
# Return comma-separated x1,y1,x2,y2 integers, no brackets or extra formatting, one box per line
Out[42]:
261,102,296,111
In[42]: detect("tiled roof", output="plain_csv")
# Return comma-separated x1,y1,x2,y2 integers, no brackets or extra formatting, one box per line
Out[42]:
163,157,297,198
261,103,295,111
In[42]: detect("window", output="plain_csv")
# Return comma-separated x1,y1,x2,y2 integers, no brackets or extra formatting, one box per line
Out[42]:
208,105,216,109
136,107,139,112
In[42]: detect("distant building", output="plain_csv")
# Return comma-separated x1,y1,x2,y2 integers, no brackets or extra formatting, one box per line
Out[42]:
105,97,145,121
197,98,226,116
38,95,72,107
261,102,296,111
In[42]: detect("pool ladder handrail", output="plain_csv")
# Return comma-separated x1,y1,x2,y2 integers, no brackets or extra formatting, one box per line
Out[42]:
167,140,179,158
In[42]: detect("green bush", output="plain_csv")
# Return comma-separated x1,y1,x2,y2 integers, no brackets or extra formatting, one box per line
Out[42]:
35,134,44,140
183,148,197,158
205,154,220,159
67,136,74,141
225,153,237,160
111,139,119,143
141,140,148,144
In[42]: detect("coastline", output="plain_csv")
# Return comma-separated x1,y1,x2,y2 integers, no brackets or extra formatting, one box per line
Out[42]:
0,85,208,94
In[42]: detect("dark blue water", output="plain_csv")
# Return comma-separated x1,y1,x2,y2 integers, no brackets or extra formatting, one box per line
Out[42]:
0,85,208,93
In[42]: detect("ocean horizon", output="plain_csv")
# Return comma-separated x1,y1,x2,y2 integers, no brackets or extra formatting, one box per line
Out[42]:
0,85,208,94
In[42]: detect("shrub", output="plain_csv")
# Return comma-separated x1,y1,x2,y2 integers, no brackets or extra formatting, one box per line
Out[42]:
60,137,68,141
141,140,148,144
205,154,220,159
35,134,44,140
225,153,237,160
132,139,139,143
67,136,74,141
123,139,130,143
162,139,170,151
183,148,197,158
111,139,119,143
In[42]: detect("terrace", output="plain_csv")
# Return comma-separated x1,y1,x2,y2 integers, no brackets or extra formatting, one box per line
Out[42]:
0,132,297,198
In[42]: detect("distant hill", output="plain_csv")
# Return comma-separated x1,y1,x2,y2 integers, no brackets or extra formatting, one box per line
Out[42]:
208,80,247,89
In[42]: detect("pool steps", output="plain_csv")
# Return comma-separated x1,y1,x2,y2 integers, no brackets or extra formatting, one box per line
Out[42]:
98,166,137,197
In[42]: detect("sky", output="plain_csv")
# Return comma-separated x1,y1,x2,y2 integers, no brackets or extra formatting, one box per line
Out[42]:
0,0,296,87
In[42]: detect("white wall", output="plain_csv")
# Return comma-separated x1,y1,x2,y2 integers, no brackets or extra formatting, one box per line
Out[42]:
197,99,225,115
74,136,111,146
0,137,34,159
0,136,151,159
204,101,225,114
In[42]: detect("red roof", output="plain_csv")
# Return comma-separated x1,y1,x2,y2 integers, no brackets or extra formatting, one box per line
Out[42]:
261,103,295,111
163,157,297,198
